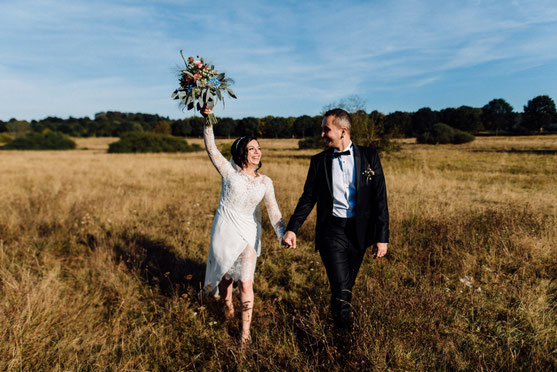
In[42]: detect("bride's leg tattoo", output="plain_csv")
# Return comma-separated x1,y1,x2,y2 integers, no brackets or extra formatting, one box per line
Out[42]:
239,279,254,343
238,245,256,343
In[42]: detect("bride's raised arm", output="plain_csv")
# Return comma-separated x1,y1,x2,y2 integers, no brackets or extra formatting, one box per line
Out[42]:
263,177,285,243
203,122,234,178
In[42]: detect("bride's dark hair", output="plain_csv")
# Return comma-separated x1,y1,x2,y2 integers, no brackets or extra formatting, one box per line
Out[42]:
231,136,261,170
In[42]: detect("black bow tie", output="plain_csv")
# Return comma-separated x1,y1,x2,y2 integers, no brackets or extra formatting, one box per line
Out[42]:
333,150,351,158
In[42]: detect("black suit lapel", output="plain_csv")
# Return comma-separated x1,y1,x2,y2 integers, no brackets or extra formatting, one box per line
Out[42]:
353,144,362,192
324,150,333,196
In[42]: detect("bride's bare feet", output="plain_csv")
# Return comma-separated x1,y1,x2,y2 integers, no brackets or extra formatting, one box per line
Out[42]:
240,332,251,348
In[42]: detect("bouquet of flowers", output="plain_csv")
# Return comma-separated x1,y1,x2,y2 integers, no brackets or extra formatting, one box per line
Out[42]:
172,51,236,125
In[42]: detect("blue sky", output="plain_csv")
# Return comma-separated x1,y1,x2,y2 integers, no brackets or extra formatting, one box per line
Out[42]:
1,0,557,120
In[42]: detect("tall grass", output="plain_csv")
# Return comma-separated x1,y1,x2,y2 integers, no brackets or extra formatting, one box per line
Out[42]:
0,136,555,370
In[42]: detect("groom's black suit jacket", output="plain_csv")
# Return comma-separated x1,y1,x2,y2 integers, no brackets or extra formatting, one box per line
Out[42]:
286,144,389,251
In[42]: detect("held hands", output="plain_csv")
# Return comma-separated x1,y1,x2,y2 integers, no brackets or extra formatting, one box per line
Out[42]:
374,242,388,258
281,231,296,248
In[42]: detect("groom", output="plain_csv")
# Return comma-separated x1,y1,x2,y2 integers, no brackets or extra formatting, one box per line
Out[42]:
282,108,389,332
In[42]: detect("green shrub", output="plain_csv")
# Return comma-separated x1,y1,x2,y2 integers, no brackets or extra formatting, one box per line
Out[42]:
0,133,12,144
1,131,76,150
429,123,454,144
417,123,475,144
369,137,402,153
298,136,325,149
219,142,232,159
452,131,476,144
107,132,202,153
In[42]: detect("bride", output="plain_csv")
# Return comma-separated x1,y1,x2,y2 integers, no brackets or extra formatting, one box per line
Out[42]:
199,106,285,344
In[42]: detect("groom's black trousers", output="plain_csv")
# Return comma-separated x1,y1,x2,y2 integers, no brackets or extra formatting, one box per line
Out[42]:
319,216,366,329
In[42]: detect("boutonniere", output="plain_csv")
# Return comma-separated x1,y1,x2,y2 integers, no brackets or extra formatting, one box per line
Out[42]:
362,166,375,183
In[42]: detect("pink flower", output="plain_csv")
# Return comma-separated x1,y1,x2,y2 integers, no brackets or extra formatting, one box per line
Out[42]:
193,73,201,81
195,61,203,68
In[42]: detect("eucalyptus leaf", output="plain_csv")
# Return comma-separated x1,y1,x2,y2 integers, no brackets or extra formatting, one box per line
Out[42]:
179,50,188,66
226,88,237,99
207,92,213,107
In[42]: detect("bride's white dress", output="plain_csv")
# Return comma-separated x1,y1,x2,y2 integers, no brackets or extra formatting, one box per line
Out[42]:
202,124,285,295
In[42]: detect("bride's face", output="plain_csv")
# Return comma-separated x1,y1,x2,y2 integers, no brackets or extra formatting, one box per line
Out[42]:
245,140,261,169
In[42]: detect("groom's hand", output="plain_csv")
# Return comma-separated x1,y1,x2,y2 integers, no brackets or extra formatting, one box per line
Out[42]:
374,242,388,258
281,231,296,248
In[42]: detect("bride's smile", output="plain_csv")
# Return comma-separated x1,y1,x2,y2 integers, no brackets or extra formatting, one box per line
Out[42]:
246,140,262,168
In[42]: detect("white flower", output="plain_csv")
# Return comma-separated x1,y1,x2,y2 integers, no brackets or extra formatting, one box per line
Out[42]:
459,276,474,288
362,167,375,183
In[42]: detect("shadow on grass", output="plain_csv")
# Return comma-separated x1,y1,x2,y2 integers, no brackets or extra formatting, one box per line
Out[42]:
110,231,206,298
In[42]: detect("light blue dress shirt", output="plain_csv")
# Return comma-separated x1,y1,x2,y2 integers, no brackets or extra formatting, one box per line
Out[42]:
332,142,356,218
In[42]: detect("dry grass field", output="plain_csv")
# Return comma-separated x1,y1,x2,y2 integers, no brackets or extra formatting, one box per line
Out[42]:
0,135,556,370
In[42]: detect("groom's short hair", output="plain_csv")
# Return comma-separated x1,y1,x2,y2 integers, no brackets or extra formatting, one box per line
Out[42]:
324,108,352,132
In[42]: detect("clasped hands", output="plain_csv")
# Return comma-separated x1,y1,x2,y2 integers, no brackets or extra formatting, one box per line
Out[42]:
281,231,297,248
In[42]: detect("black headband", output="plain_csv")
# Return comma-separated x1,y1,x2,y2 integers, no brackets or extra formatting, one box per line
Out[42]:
232,136,246,154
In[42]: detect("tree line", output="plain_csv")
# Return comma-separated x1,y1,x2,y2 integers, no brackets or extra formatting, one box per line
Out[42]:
1,95,555,139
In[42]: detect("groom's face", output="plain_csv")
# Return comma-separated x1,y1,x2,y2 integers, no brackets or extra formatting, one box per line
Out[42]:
321,116,345,150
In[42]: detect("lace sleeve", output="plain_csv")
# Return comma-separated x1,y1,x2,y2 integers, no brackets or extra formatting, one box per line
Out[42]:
263,176,285,243
203,123,233,177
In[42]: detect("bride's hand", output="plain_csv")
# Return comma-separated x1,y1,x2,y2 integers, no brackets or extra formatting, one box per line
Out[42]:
201,104,214,117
